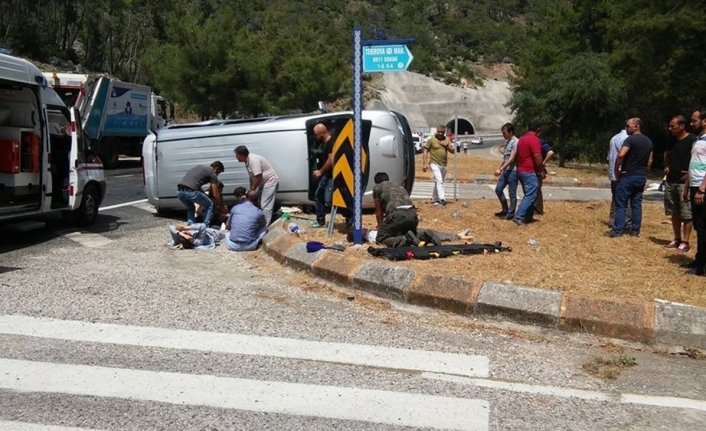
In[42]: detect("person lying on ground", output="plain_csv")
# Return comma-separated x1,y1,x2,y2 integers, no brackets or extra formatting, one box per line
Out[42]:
348,228,473,246
167,223,225,250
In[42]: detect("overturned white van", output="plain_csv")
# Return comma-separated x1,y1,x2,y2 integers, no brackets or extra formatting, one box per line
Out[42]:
0,53,106,226
142,110,416,212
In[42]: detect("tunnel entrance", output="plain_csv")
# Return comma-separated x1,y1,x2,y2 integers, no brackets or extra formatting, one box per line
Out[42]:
445,118,475,135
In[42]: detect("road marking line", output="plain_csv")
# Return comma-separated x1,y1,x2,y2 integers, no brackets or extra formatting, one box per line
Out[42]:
0,359,489,431
0,421,104,431
132,201,157,214
99,199,148,212
422,373,706,412
63,232,112,248
0,315,489,378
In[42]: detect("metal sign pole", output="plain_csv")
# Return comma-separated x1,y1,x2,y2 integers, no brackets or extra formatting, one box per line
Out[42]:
454,108,459,201
352,28,364,244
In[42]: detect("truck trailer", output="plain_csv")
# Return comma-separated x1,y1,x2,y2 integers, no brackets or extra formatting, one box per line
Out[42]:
79,77,166,168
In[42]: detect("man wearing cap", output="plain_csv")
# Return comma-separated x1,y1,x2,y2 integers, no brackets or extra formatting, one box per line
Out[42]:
176,161,225,226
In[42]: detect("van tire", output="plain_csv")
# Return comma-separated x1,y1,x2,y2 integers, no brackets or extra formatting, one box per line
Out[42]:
75,184,99,226
100,139,120,169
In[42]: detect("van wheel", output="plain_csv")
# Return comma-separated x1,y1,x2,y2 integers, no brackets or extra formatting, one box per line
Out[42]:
100,139,120,169
75,184,99,226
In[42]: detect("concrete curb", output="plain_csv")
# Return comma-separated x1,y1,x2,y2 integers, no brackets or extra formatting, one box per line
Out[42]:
262,219,706,349
464,174,608,188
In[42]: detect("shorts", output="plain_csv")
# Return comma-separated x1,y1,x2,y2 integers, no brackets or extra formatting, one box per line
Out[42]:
664,181,692,219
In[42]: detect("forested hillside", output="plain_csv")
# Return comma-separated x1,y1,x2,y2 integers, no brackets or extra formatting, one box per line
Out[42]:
2,0,705,162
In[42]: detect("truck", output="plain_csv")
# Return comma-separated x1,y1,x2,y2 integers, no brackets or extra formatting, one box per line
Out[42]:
79,77,166,169
0,53,106,228
42,71,90,107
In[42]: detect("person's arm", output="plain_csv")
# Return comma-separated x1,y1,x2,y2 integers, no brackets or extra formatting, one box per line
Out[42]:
663,150,671,176
495,150,516,176
374,198,384,229
313,153,333,178
614,145,630,181
682,171,691,202
250,174,263,192
542,149,554,167
647,151,653,172
210,181,223,205
446,140,455,154
695,174,706,206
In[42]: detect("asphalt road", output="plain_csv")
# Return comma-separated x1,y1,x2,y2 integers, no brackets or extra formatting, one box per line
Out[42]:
0,161,704,430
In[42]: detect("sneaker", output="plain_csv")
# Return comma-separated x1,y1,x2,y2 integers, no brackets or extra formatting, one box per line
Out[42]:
494,211,508,217
664,239,681,248
680,261,696,269
513,219,526,226
440,199,447,206
431,202,443,207
677,242,691,253
629,231,639,237
310,221,326,228
603,230,622,238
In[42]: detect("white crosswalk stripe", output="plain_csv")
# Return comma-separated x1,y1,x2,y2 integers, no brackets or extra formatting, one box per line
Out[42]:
0,421,104,431
0,315,490,430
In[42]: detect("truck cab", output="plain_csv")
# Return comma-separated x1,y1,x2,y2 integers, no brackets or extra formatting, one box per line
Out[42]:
0,53,106,227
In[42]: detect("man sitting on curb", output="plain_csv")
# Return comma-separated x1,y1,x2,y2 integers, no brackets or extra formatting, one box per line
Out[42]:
225,190,268,251
373,172,419,247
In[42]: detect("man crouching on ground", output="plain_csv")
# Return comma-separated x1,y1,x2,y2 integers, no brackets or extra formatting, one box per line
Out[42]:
373,172,419,247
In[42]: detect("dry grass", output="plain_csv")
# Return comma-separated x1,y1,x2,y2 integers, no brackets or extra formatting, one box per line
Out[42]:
414,154,663,182
581,354,637,380
297,198,706,309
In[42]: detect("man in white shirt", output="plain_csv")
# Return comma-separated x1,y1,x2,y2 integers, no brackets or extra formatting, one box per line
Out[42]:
608,126,628,225
681,109,706,275
234,145,279,225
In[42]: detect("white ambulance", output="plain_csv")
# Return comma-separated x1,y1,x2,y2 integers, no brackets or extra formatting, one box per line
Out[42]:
0,53,106,227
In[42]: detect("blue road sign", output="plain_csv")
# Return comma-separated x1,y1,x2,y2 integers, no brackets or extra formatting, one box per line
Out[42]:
362,45,413,73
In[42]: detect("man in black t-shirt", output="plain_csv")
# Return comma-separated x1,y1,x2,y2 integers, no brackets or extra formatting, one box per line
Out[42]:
663,115,696,252
177,161,225,226
605,117,653,237
311,123,334,228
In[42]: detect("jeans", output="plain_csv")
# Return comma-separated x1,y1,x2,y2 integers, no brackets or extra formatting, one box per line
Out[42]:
177,190,213,225
314,176,334,224
613,175,646,235
495,169,518,217
429,163,447,202
224,225,268,251
515,172,539,222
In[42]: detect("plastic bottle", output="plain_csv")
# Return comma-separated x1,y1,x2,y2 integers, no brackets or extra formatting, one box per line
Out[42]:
288,222,300,234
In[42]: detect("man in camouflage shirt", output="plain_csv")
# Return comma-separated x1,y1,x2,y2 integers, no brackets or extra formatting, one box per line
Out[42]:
373,172,418,247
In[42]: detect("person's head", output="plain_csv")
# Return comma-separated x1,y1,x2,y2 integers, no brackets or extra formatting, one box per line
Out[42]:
374,172,389,184
501,122,515,140
526,119,541,134
435,125,446,140
176,231,195,249
691,109,706,135
313,123,331,143
234,145,249,163
668,115,689,138
233,186,247,201
245,190,259,203
625,117,642,136
210,161,225,175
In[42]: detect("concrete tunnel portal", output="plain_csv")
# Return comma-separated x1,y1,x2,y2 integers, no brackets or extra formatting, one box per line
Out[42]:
445,118,475,135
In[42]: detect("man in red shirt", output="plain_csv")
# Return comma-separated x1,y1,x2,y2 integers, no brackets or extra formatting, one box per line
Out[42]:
513,120,545,225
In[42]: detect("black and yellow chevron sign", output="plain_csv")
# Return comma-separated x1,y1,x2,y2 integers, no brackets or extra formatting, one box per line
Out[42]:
332,118,369,209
